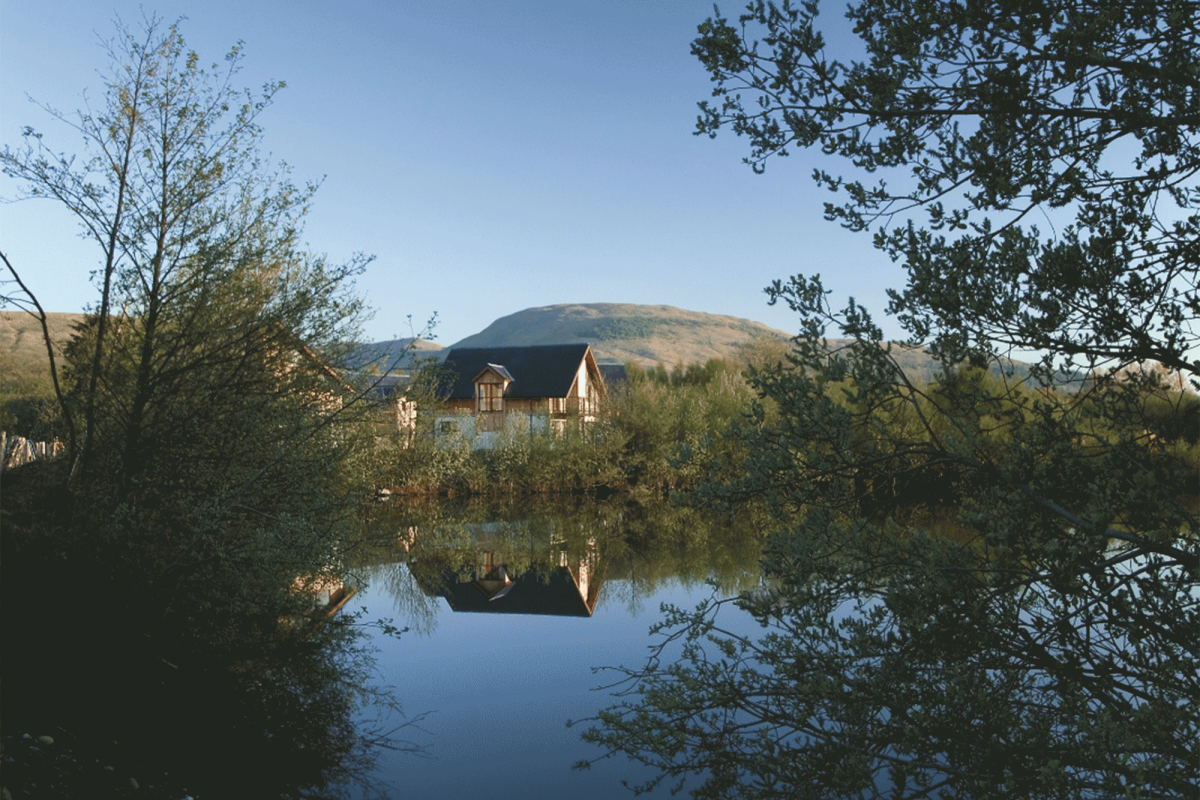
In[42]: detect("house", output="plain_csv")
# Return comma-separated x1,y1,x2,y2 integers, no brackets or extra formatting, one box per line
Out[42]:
435,344,606,448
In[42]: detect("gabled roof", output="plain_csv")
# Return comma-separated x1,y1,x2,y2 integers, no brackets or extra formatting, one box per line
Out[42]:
475,363,514,383
440,344,597,400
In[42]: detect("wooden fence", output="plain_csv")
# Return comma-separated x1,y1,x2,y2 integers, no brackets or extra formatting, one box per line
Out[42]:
1,432,65,474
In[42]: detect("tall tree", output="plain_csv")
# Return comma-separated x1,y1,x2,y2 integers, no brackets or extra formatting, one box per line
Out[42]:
2,16,368,479
578,2,1199,797
2,15,372,571
1,17,402,796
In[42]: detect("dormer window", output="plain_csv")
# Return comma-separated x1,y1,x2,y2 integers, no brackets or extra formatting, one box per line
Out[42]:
473,363,513,414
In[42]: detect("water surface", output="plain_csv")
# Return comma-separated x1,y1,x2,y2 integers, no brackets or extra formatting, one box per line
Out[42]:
353,500,767,798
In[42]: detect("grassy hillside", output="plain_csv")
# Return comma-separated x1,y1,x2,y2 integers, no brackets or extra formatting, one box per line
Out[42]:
446,303,791,367
365,303,1000,381
0,311,85,436
2,306,1072,407
0,312,83,394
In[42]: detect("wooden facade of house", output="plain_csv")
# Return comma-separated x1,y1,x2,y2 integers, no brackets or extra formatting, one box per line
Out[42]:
436,344,606,447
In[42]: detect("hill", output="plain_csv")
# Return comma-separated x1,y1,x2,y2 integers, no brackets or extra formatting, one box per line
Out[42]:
434,304,1086,387
0,311,84,395
344,337,444,373
2,306,1087,398
0,313,442,378
445,303,791,367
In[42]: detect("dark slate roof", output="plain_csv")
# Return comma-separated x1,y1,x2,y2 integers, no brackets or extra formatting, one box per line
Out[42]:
435,567,595,617
440,344,593,400
356,372,412,400
598,363,627,385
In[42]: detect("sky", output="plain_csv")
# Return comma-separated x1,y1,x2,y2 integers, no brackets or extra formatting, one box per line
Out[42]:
1,0,898,347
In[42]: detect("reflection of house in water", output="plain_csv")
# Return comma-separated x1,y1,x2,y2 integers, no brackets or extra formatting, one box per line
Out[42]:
283,575,357,634
411,525,603,617
434,565,597,617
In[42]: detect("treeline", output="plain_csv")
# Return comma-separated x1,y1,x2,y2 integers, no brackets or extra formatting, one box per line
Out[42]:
382,348,1200,507
1,19,408,799
382,355,771,498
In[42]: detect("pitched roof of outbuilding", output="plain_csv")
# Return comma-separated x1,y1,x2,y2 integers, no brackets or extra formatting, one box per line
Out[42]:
598,363,627,385
440,344,595,400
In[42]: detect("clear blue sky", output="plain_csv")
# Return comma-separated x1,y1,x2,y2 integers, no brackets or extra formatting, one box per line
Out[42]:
1,0,898,347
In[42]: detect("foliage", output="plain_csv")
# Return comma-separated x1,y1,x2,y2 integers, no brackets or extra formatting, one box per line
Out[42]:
1,9,377,640
0,16,408,797
382,356,765,497
586,333,1199,798
591,317,661,341
610,360,762,492
578,2,1200,798
694,0,1199,382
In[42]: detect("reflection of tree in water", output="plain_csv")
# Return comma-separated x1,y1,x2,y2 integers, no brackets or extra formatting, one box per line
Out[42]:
362,560,442,637
1,569,425,800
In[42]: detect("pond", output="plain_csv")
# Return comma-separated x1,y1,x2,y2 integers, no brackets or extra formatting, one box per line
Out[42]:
349,498,769,798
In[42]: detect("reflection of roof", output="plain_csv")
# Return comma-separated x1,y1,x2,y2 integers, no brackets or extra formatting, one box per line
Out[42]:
436,566,594,617
441,345,593,400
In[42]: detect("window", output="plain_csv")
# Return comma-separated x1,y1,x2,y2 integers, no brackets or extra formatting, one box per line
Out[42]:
477,381,504,413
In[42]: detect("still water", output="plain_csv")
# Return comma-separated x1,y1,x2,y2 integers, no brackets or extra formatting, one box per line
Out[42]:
351,500,767,798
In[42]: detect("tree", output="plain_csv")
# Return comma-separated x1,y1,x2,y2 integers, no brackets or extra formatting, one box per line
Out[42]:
2,11,376,586
695,0,1199,381
1,16,408,796
577,2,1199,797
